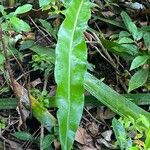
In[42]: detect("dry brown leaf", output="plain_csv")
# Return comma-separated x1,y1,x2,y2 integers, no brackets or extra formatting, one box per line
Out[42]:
103,109,116,120
31,78,42,87
88,122,99,137
101,130,112,142
96,107,116,121
101,11,115,17
8,140,23,150
97,138,115,149
54,139,60,150
75,127,87,145
49,86,56,96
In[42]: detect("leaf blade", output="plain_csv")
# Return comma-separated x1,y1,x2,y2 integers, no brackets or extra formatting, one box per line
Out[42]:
10,17,31,32
130,55,149,70
14,4,32,15
54,0,91,149
128,68,149,92
84,73,150,120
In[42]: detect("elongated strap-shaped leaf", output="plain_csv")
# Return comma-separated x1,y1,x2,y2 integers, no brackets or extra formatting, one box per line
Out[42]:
0,98,17,109
84,73,150,120
54,0,91,149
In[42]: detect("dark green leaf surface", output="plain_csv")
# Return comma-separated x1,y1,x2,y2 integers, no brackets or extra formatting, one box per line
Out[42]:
39,0,55,8
121,11,132,31
10,17,31,32
145,129,150,149
121,11,143,41
14,4,32,15
100,38,138,58
54,0,91,149
42,134,55,149
128,68,149,92
112,118,128,150
130,55,149,70
143,32,150,50
93,15,125,29
118,37,134,44
12,131,33,141
84,73,150,120
0,98,16,109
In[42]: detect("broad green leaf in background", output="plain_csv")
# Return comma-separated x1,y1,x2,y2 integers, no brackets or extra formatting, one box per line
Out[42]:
100,38,138,58
39,19,57,40
19,40,34,50
30,45,55,64
118,37,134,44
112,118,126,150
0,53,4,65
119,31,131,38
10,17,31,32
54,0,91,149
93,15,125,29
141,26,150,32
42,134,55,149
1,22,9,31
121,44,139,56
39,0,55,8
0,5,5,15
14,4,32,15
128,22,143,41
12,131,33,141
112,118,132,150
143,32,150,51
121,11,132,31
130,55,150,70
128,68,149,92
84,73,150,121
60,0,72,4
129,147,139,150
121,11,143,41
0,98,16,109
145,129,150,149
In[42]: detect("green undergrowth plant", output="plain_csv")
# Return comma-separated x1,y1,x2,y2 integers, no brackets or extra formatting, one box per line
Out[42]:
31,88,53,108
99,11,150,93
0,118,6,130
120,11,150,93
12,131,56,150
112,115,150,150
0,3,32,77
0,4,32,32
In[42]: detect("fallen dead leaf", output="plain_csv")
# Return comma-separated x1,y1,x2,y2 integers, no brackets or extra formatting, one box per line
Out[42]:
54,139,60,150
97,138,116,149
31,78,42,87
75,127,87,145
88,122,99,137
101,130,112,142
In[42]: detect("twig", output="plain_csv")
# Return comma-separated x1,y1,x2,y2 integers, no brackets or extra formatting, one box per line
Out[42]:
40,125,44,150
84,108,104,125
28,16,52,44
